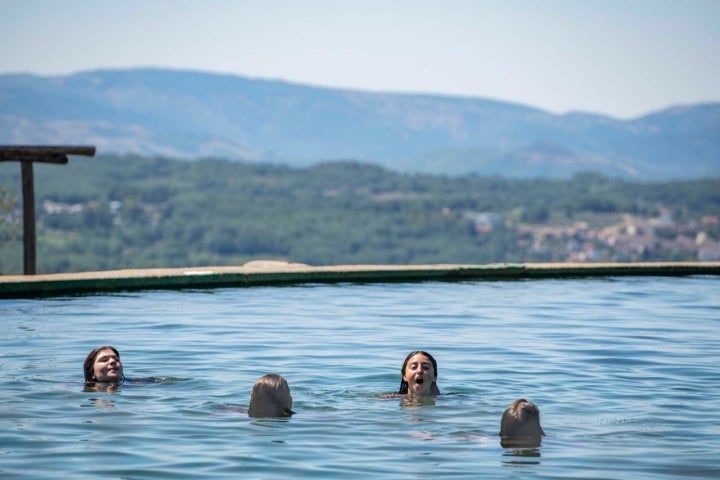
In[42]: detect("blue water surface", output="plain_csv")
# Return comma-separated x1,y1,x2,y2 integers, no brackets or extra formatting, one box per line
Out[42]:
1,276,719,479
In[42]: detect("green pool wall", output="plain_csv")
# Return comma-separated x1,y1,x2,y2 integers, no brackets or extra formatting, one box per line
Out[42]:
1,261,719,298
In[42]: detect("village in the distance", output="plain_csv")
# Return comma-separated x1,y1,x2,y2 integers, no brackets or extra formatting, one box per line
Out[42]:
464,208,720,263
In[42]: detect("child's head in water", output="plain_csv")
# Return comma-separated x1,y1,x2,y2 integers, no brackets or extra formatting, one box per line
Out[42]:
84,346,124,384
500,398,545,447
398,350,440,397
248,374,294,418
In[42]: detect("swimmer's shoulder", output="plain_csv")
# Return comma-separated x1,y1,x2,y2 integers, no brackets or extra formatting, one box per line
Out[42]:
126,376,166,383
378,392,404,399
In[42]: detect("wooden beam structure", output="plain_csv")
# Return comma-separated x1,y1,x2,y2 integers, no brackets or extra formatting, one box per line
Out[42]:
0,145,96,274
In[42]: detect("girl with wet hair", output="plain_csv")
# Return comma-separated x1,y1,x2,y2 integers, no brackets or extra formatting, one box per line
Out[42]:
398,350,441,396
83,345,124,385
499,398,545,447
248,374,294,418
83,346,160,391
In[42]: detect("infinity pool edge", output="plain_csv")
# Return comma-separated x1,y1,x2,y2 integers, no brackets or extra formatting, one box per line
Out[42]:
2,261,719,298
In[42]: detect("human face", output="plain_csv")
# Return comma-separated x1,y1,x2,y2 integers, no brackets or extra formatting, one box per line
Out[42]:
402,353,436,396
92,348,123,383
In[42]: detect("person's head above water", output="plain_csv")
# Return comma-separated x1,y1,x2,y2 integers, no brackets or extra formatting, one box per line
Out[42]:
398,350,440,397
83,346,124,384
500,398,545,447
248,374,294,418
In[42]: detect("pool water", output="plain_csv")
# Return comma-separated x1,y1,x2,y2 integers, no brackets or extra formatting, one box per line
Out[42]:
1,276,719,479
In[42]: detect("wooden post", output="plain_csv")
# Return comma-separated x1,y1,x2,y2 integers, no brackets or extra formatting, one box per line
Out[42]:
0,145,95,275
21,161,36,274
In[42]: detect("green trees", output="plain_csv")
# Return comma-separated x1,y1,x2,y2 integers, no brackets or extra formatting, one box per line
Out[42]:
0,188,19,270
0,154,718,274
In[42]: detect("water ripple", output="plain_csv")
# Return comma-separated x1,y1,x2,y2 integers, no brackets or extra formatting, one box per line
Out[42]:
1,276,719,478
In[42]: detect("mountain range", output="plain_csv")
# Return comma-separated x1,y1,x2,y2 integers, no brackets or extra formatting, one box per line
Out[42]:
1,68,718,179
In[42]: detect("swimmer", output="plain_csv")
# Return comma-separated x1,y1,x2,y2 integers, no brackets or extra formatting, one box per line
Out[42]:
84,345,124,385
83,346,160,392
248,374,294,418
499,398,545,448
398,350,440,397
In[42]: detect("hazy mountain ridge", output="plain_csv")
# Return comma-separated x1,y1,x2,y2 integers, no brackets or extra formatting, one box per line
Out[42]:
1,68,718,179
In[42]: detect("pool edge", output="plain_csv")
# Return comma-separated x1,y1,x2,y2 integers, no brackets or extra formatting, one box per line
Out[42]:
1,261,719,298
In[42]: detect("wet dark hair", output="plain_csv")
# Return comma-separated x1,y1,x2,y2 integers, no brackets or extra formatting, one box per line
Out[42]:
499,398,545,448
248,373,294,418
83,345,122,383
398,350,440,395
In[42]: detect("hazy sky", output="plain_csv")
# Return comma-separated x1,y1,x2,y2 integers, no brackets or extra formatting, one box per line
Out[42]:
1,0,718,118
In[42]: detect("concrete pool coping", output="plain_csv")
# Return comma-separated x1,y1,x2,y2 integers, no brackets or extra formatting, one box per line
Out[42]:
1,260,719,298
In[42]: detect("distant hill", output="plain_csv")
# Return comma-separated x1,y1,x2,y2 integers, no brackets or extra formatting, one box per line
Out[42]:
1,68,718,179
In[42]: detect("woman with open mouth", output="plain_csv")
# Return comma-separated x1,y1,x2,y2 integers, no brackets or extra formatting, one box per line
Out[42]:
397,350,440,397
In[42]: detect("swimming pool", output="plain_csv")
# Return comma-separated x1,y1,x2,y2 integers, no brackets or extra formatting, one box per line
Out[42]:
1,276,719,479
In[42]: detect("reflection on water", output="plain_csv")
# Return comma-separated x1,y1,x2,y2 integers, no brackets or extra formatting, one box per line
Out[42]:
502,447,542,466
83,383,122,393
83,396,116,411
500,437,543,448
1,276,719,479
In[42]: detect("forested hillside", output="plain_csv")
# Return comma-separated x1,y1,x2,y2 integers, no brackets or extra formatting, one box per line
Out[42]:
1,155,719,274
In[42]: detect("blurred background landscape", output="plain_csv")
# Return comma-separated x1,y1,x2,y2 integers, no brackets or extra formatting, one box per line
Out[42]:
1,1,718,274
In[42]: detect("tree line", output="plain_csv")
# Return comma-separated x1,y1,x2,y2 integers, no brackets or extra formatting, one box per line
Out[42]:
1,154,718,274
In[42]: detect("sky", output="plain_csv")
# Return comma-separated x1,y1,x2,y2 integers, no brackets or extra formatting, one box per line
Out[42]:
1,0,719,119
